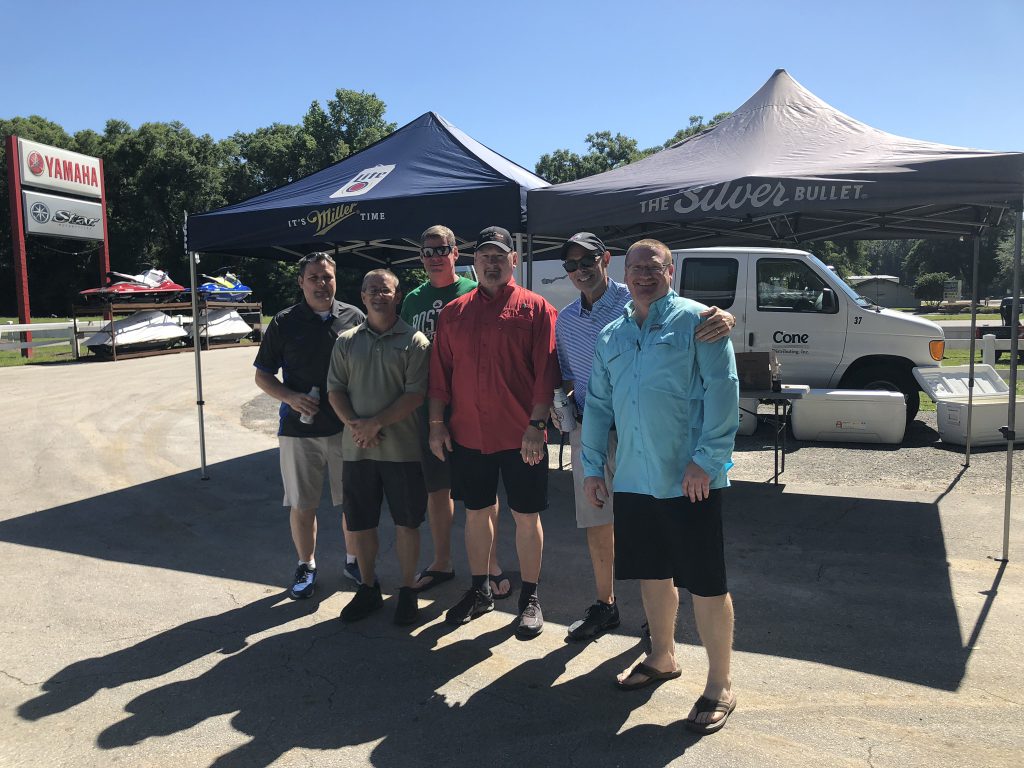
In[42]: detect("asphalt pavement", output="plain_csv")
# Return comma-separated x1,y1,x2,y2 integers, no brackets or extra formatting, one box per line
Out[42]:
1,348,1021,768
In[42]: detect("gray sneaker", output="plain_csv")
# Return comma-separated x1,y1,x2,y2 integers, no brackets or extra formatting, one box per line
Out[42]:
516,595,544,639
566,600,620,642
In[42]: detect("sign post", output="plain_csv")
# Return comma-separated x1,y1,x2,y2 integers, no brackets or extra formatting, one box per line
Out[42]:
5,135,32,357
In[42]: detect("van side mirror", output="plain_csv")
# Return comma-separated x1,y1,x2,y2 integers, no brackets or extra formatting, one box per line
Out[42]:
820,288,837,312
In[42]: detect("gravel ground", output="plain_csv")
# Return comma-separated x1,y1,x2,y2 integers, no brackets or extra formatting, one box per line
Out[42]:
242,394,1023,497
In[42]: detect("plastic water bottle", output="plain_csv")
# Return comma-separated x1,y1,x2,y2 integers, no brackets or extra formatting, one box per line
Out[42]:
299,386,319,424
552,387,576,432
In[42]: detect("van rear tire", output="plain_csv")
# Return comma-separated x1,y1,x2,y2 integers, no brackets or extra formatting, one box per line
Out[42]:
843,365,920,424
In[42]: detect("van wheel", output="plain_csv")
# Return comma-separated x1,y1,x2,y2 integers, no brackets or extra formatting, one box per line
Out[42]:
843,366,920,423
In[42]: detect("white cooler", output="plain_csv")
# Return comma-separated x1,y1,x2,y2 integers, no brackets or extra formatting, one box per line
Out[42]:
913,365,1024,446
790,389,906,444
738,398,759,435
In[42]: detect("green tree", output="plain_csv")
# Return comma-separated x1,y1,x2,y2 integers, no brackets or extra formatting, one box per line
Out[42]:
915,271,953,306
661,112,732,148
536,131,645,183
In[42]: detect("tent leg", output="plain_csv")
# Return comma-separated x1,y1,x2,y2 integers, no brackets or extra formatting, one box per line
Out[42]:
527,233,534,290
966,237,980,466
1003,203,1022,561
190,250,210,481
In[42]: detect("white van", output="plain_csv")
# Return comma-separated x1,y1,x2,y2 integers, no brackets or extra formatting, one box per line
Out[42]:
527,246,944,421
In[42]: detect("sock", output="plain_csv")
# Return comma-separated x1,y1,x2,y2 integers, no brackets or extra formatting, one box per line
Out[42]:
299,558,316,571
519,581,537,612
346,554,357,565
471,574,491,595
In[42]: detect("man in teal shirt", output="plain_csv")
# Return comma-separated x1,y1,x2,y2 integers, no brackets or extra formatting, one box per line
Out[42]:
582,238,739,735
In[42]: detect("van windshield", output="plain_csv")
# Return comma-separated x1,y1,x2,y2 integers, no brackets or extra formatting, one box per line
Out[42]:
807,253,874,308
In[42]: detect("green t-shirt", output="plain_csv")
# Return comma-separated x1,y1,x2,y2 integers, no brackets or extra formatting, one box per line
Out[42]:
400,275,477,342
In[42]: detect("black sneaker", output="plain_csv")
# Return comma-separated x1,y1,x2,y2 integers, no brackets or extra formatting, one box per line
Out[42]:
445,588,494,625
394,586,419,626
516,595,544,639
340,582,382,623
288,564,317,600
566,600,620,642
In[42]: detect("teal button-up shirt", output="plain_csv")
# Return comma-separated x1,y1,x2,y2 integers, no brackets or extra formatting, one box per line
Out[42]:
581,291,739,498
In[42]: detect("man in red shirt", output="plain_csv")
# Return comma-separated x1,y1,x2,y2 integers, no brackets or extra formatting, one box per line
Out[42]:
429,226,560,638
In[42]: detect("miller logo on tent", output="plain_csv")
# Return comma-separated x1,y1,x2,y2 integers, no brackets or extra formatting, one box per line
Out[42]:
330,164,396,199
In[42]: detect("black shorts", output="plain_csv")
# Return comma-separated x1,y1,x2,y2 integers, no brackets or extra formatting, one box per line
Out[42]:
449,442,548,513
613,490,727,597
420,429,451,494
342,460,427,532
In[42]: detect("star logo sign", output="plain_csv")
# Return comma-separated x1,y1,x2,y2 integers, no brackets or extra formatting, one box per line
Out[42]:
30,201,50,223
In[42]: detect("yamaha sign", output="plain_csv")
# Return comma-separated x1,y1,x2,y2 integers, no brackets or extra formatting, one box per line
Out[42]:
22,190,104,241
18,137,103,199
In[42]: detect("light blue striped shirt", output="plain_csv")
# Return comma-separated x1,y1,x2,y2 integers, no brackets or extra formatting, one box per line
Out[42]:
555,280,631,415
581,291,739,497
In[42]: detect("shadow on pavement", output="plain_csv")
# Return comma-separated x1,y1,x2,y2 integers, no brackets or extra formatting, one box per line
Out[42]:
3,455,976,764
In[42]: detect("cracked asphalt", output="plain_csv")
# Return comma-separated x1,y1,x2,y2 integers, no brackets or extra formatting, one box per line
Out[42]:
1,347,1022,767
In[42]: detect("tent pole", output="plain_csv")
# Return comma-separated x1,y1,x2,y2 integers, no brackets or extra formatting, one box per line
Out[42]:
965,237,980,466
527,234,534,290
189,249,210,480
1002,203,1022,561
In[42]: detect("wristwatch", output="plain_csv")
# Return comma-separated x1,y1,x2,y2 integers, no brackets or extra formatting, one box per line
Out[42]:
528,419,547,431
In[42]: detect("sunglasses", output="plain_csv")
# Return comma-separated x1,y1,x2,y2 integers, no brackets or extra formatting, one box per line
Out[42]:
421,245,454,258
562,255,599,273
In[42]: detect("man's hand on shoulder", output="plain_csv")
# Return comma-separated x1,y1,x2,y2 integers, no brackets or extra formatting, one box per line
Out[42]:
694,306,735,343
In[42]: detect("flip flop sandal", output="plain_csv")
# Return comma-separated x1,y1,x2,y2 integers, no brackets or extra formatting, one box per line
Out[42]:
685,694,737,734
615,661,682,691
489,572,512,599
412,569,455,593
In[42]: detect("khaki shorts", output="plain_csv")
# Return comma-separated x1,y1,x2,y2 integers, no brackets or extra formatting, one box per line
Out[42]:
570,425,617,528
279,433,344,509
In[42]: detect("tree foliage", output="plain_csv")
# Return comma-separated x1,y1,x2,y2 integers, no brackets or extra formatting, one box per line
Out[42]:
914,271,953,306
0,90,395,316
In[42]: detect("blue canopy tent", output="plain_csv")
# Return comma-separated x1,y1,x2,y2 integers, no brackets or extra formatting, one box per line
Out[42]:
187,111,547,265
182,112,548,477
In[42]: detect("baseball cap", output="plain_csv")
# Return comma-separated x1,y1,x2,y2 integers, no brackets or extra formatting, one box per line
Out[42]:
476,226,514,253
560,232,607,260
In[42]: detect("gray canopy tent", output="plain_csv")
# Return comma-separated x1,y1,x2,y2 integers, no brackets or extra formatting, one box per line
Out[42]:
527,69,1024,559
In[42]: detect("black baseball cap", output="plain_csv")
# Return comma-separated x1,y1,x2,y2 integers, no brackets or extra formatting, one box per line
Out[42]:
476,226,514,253
560,232,607,260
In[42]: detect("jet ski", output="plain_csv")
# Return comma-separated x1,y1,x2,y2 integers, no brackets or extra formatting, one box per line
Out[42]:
85,310,188,356
192,270,253,302
184,308,256,343
79,267,185,304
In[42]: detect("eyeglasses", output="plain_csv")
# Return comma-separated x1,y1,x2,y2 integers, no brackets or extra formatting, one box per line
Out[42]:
421,245,453,258
562,255,599,273
362,287,396,297
625,263,670,277
474,252,511,265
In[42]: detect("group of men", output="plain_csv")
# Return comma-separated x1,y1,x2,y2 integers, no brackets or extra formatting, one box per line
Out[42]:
254,224,741,734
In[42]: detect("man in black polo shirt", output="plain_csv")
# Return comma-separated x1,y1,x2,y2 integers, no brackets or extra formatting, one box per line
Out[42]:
254,252,365,599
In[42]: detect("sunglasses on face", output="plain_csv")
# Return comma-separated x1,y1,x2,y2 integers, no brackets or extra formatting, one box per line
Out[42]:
421,245,453,258
562,255,599,273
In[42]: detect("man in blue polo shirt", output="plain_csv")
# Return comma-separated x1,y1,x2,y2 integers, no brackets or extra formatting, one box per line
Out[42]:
554,233,735,644
582,238,739,735
254,252,365,600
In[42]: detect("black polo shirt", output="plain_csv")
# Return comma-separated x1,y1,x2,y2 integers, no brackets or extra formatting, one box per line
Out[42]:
254,299,365,437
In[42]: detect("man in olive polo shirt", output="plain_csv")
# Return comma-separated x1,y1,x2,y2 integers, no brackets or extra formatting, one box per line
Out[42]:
328,269,432,625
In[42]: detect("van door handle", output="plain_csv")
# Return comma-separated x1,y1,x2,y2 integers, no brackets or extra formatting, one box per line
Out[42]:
748,332,754,346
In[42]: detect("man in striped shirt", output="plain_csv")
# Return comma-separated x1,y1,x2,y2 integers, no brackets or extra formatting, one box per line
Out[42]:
553,232,735,643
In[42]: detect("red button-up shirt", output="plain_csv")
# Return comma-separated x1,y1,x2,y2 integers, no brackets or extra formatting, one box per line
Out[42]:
429,280,561,453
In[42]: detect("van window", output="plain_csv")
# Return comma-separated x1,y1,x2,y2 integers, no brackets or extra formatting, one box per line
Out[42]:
679,258,738,310
756,258,838,314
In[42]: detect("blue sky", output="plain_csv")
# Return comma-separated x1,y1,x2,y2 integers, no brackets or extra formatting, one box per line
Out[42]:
4,0,1022,171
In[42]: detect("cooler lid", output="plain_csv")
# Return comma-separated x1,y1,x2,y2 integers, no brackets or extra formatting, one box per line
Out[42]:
912,364,1009,399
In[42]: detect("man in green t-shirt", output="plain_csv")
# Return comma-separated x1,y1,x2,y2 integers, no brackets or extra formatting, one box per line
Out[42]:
400,225,509,598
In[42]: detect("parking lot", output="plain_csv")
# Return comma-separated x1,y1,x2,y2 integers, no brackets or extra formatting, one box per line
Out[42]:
1,348,1021,767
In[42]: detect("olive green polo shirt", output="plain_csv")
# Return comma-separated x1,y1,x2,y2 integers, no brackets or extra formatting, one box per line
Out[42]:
326,317,430,462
